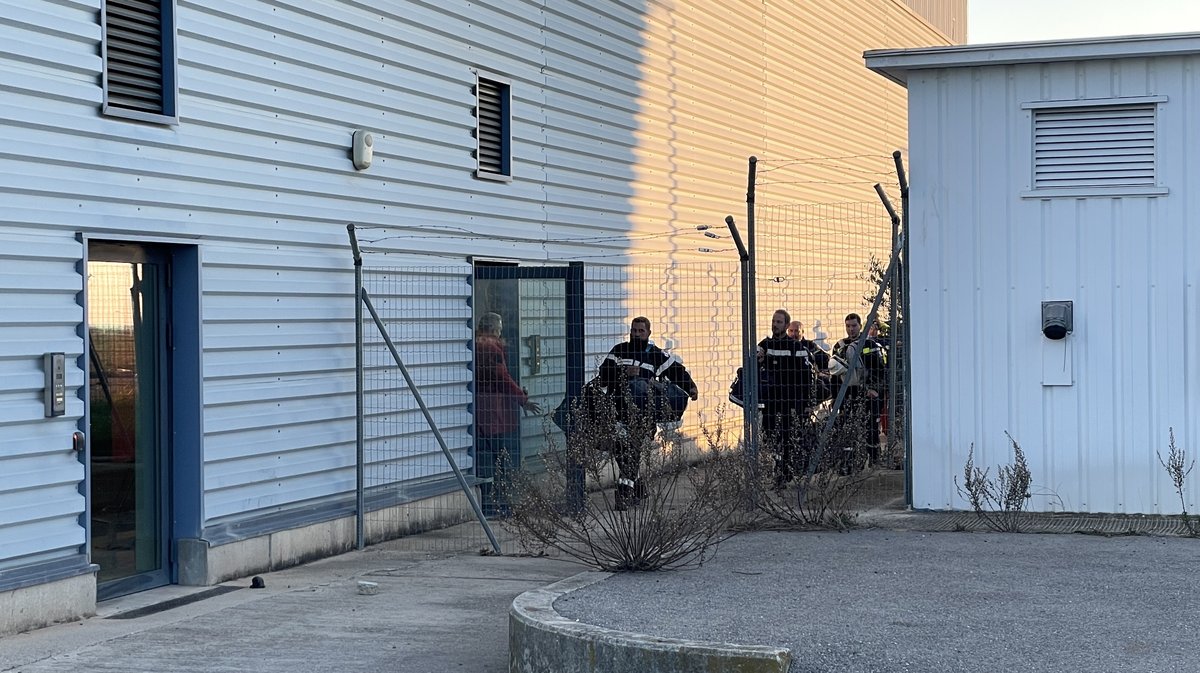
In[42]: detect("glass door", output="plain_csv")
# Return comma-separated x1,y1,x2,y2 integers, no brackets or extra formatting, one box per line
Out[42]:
471,264,583,516
88,242,170,599
513,277,567,466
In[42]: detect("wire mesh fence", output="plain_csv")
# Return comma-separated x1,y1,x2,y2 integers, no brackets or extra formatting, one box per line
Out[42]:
349,154,909,554
355,259,747,553
752,156,909,509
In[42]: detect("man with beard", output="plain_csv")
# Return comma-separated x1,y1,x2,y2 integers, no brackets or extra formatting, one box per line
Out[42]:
759,309,827,486
598,316,699,509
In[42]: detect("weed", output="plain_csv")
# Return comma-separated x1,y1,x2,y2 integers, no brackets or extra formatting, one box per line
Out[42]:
954,432,1032,532
1157,428,1198,537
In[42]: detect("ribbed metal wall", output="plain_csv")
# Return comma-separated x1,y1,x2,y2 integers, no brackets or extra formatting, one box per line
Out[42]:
0,0,953,573
0,230,86,572
900,0,966,43
905,54,1200,514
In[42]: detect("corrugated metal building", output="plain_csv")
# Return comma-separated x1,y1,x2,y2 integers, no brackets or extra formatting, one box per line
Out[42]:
866,33,1200,515
0,0,955,633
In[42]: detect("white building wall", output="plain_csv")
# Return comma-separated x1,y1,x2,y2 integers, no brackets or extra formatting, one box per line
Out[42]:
904,53,1200,514
0,0,952,582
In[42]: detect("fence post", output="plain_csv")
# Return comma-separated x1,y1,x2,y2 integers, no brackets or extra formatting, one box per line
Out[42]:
743,157,760,461
893,150,912,506
725,216,755,501
565,262,586,513
348,225,366,550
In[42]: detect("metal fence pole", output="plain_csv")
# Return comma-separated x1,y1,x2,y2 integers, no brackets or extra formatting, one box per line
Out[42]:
348,225,366,550
725,216,755,500
893,151,913,505
886,174,900,459
744,157,760,460
565,262,586,513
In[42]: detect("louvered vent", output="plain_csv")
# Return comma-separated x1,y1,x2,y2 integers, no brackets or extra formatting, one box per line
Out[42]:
105,0,165,114
1033,104,1156,189
475,77,510,177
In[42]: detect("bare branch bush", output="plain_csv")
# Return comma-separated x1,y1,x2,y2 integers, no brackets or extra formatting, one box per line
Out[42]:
746,405,873,530
954,431,1032,532
1157,427,1198,537
501,388,745,571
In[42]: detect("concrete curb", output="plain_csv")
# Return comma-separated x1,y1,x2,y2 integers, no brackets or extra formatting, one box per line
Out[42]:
510,571,792,673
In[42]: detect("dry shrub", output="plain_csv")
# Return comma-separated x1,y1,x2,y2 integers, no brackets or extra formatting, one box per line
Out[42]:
502,390,745,571
1157,427,1198,537
954,431,1032,532
743,404,876,530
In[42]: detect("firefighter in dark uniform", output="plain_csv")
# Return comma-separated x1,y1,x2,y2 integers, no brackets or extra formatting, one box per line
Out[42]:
758,309,828,486
831,312,887,467
599,316,699,509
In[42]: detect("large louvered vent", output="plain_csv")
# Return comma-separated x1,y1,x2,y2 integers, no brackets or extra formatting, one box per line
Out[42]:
1033,104,1157,189
474,77,511,179
104,0,166,114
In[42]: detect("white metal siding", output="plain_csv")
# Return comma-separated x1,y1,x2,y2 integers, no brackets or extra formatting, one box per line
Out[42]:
906,55,1200,514
0,0,952,569
0,231,85,572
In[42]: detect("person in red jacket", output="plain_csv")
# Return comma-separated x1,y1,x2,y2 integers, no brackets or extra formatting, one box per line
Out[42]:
474,312,541,516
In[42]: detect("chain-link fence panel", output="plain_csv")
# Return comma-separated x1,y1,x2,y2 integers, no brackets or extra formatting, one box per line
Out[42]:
751,156,908,510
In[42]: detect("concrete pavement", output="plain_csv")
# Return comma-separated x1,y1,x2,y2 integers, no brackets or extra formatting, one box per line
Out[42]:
0,541,578,673
4,509,1197,673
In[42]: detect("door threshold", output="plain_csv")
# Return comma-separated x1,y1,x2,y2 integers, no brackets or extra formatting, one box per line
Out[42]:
99,585,242,620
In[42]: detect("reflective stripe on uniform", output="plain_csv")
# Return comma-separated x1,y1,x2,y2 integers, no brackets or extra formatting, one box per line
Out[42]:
605,354,658,373
764,348,810,358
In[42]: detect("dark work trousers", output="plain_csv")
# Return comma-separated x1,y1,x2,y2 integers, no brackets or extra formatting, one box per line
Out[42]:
840,388,882,463
763,399,801,483
477,433,519,517
612,383,656,507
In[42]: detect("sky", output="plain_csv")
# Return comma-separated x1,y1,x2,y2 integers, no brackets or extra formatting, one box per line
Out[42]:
969,0,1200,44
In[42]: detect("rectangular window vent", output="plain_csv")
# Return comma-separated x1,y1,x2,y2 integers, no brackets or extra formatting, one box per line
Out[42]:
474,76,511,180
1033,104,1156,189
103,0,174,120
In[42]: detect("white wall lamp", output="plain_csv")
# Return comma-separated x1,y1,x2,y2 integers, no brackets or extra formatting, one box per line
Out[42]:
352,130,374,170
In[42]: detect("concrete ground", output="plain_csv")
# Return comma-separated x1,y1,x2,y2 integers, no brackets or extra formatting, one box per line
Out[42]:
3,502,1196,673
0,539,578,673
556,528,1200,673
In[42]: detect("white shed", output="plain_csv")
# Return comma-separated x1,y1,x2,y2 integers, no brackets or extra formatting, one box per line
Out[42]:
866,33,1200,515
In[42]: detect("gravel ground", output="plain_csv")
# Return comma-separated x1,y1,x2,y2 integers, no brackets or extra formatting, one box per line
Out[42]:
554,529,1200,673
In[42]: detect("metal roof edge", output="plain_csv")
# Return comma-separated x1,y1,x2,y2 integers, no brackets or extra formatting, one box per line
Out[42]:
864,31,1200,85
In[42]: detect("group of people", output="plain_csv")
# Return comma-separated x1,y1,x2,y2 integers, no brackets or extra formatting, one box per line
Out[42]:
756,309,888,484
472,310,889,516
473,312,699,514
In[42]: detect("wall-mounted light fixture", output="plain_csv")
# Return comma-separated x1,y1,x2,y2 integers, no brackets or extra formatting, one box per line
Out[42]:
352,130,374,170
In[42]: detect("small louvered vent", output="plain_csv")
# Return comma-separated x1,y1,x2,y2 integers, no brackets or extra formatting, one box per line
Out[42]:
105,0,165,114
1033,104,1156,189
475,77,510,178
